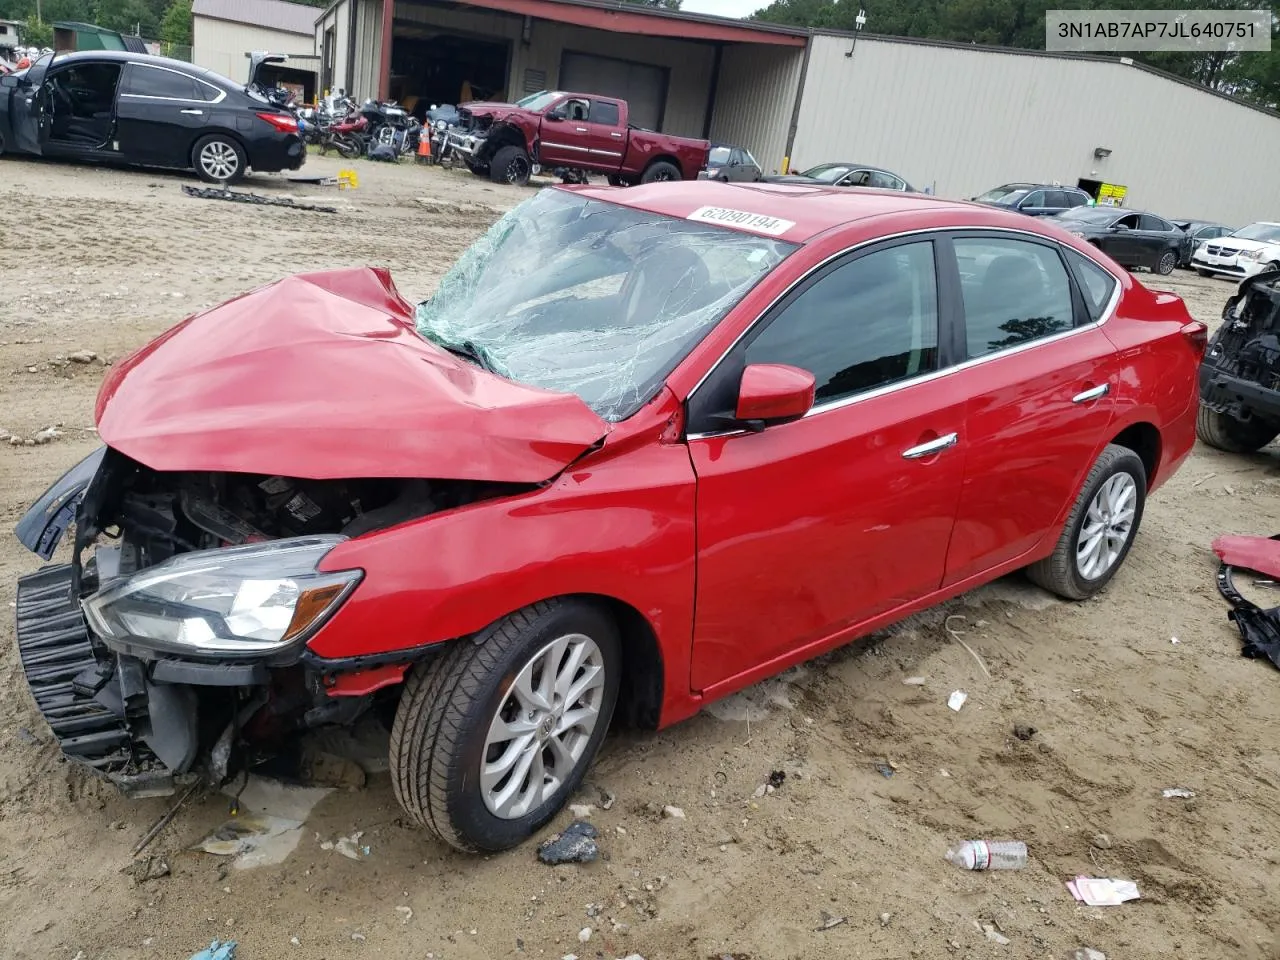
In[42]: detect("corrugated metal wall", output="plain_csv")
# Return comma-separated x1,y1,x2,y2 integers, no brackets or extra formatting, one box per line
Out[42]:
708,42,803,175
352,0,383,102
793,34,1280,225
192,17,315,83
315,3,349,96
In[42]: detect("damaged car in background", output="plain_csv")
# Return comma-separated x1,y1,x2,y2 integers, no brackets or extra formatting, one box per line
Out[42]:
16,181,1204,853
1197,266,1280,453
444,89,709,186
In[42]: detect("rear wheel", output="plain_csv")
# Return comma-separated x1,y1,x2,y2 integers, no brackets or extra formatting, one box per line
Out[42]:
1196,404,1280,453
489,145,531,186
192,134,246,184
640,161,680,184
1196,268,1213,278
1156,250,1177,275
1026,444,1146,600
390,599,621,852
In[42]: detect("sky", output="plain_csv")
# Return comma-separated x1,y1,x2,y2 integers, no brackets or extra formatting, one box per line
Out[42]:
681,0,764,19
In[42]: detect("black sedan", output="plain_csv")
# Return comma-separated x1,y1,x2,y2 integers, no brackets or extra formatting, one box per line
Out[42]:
1172,218,1234,267
1046,206,1187,275
763,161,915,192
0,50,304,183
698,143,762,182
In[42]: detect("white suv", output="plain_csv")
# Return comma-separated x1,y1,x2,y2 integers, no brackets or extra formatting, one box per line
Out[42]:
1192,222,1280,279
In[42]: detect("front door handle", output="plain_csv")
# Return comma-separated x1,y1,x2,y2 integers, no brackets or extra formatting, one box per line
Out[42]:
902,432,958,460
575,126,588,132
1072,384,1110,404
610,131,623,138
180,108,203,115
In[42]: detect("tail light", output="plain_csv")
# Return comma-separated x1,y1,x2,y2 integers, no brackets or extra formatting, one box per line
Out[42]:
256,112,298,134
1181,320,1209,356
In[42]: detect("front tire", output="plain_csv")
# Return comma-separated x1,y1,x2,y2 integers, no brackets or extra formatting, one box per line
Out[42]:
1026,444,1146,600
1156,250,1177,275
1196,404,1280,453
192,134,247,184
489,145,531,186
390,599,621,852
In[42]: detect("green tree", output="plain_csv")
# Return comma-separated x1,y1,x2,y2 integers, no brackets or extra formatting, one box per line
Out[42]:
20,16,53,45
624,0,682,9
159,0,189,44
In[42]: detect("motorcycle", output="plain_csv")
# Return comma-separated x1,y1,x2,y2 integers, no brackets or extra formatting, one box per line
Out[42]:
361,99,421,157
319,107,368,160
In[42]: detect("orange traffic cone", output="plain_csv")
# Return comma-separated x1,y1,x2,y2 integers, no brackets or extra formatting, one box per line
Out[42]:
417,135,432,164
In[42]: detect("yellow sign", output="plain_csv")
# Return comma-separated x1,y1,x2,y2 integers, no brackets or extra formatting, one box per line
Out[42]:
1096,182,1127,207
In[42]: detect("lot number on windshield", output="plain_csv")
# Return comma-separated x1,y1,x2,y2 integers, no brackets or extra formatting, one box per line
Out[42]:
687,206,796,236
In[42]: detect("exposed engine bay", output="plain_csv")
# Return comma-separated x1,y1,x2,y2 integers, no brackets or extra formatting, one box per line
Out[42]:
1200,269,1280,423
15,446,530,798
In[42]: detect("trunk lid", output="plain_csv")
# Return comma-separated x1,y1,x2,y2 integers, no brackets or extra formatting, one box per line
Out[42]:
95,268,609,483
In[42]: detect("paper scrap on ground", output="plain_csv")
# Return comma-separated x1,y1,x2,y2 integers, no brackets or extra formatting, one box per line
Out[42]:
195,775,332,870
1162,787,1196,799
1067,876,1141,906
948,690,968,712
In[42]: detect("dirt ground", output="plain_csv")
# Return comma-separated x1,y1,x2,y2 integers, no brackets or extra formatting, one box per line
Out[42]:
2,153,1279,960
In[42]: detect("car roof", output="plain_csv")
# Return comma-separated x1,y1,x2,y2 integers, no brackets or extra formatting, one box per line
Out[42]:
42,49,234,86
568,180,1002,243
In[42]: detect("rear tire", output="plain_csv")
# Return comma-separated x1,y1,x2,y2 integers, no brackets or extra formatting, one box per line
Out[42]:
1196,268,1212,278
390,599,621,853
640,161,680,184
192,134,247,184
489,145,531,186
1156,250,1177,275
1026,444,1146,600
1195,404,1279,453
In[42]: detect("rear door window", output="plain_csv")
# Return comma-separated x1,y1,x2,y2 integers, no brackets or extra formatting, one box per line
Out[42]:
121,64,200,101
1064,248,1118,322
1139,214,1174,232
591,99,619,126
955,237,1074,357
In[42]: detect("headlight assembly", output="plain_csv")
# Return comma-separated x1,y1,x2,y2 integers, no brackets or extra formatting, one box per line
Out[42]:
82,536,361,656
1238,250,1263,261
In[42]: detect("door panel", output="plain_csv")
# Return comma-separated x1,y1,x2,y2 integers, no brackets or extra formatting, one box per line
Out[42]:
584,98,624,167
12,54,53,154
687,239,966,691
538,95,591,168
942,235,1119,584
116,62,208,166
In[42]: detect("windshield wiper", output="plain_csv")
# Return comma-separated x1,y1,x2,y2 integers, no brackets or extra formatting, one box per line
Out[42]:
441,338,496,372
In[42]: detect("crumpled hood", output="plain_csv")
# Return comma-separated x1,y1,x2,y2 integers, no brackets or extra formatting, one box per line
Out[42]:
95,268,609,483
459,101,528,121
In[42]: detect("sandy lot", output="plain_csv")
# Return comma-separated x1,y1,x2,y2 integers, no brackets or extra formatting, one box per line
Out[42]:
2,153,1279,960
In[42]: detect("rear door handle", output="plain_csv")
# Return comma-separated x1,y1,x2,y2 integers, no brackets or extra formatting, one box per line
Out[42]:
610,132,623,138
181,109,203,115
1072,384,1109,404
902,432,958,460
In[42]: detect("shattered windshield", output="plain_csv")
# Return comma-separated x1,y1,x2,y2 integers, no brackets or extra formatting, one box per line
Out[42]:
415,189,796,421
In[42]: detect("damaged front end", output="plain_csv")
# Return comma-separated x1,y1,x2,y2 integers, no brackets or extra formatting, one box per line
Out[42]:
445,107,494,164
1200,268,1280,422
14,447,515,797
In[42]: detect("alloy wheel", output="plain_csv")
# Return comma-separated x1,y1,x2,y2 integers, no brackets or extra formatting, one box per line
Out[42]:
1158,251,1176,274
1076,472,1137,579
480,633,606,820
505,155,530,184
199,141,239,181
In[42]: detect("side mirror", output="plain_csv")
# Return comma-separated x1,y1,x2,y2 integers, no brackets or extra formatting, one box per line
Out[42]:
1111,223,1130,232
545,110,563,121
0,75,16,89
735,363,815,429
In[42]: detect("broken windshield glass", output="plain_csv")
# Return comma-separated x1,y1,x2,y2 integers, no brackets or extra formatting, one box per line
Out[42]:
415,188,797,421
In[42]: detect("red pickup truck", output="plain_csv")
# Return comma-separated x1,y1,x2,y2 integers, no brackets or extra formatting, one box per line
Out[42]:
445,89,709,187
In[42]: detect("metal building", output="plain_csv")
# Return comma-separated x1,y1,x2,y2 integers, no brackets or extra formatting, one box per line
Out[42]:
310,0,1278,225
193,0,323,98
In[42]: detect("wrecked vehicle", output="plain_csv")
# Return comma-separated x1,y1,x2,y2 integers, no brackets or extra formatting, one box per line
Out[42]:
1197,267,1280,452
16,182,1204,852
445,89,709,186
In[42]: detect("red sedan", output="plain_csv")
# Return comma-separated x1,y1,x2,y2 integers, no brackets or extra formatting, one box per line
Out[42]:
15,182,1205,852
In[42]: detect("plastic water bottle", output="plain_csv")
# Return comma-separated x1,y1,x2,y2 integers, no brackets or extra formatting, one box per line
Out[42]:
945,840,1027,870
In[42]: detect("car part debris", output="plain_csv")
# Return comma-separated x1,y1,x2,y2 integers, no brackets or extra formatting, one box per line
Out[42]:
1066,876,1140,906
1215,541,1280,669
288,170,359,189
181,185,337,214
537,820,599,865
1213,534,1280,580
815,912,847,931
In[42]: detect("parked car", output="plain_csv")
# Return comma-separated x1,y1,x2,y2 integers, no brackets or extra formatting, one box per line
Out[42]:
445,89,709,186
1197,267,1280,452
15,183,1204,853
698,142,762,182
972,182,1093,217
764,161,915,191
1190,222,1280,280
1172,219,1233,267
1046,206,1188,275
0,50,303,183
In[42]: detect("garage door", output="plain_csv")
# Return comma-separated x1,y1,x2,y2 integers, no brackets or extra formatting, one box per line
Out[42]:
559,51,668,131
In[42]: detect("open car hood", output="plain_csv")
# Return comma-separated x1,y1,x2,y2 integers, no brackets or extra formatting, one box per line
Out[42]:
95,268,610,483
